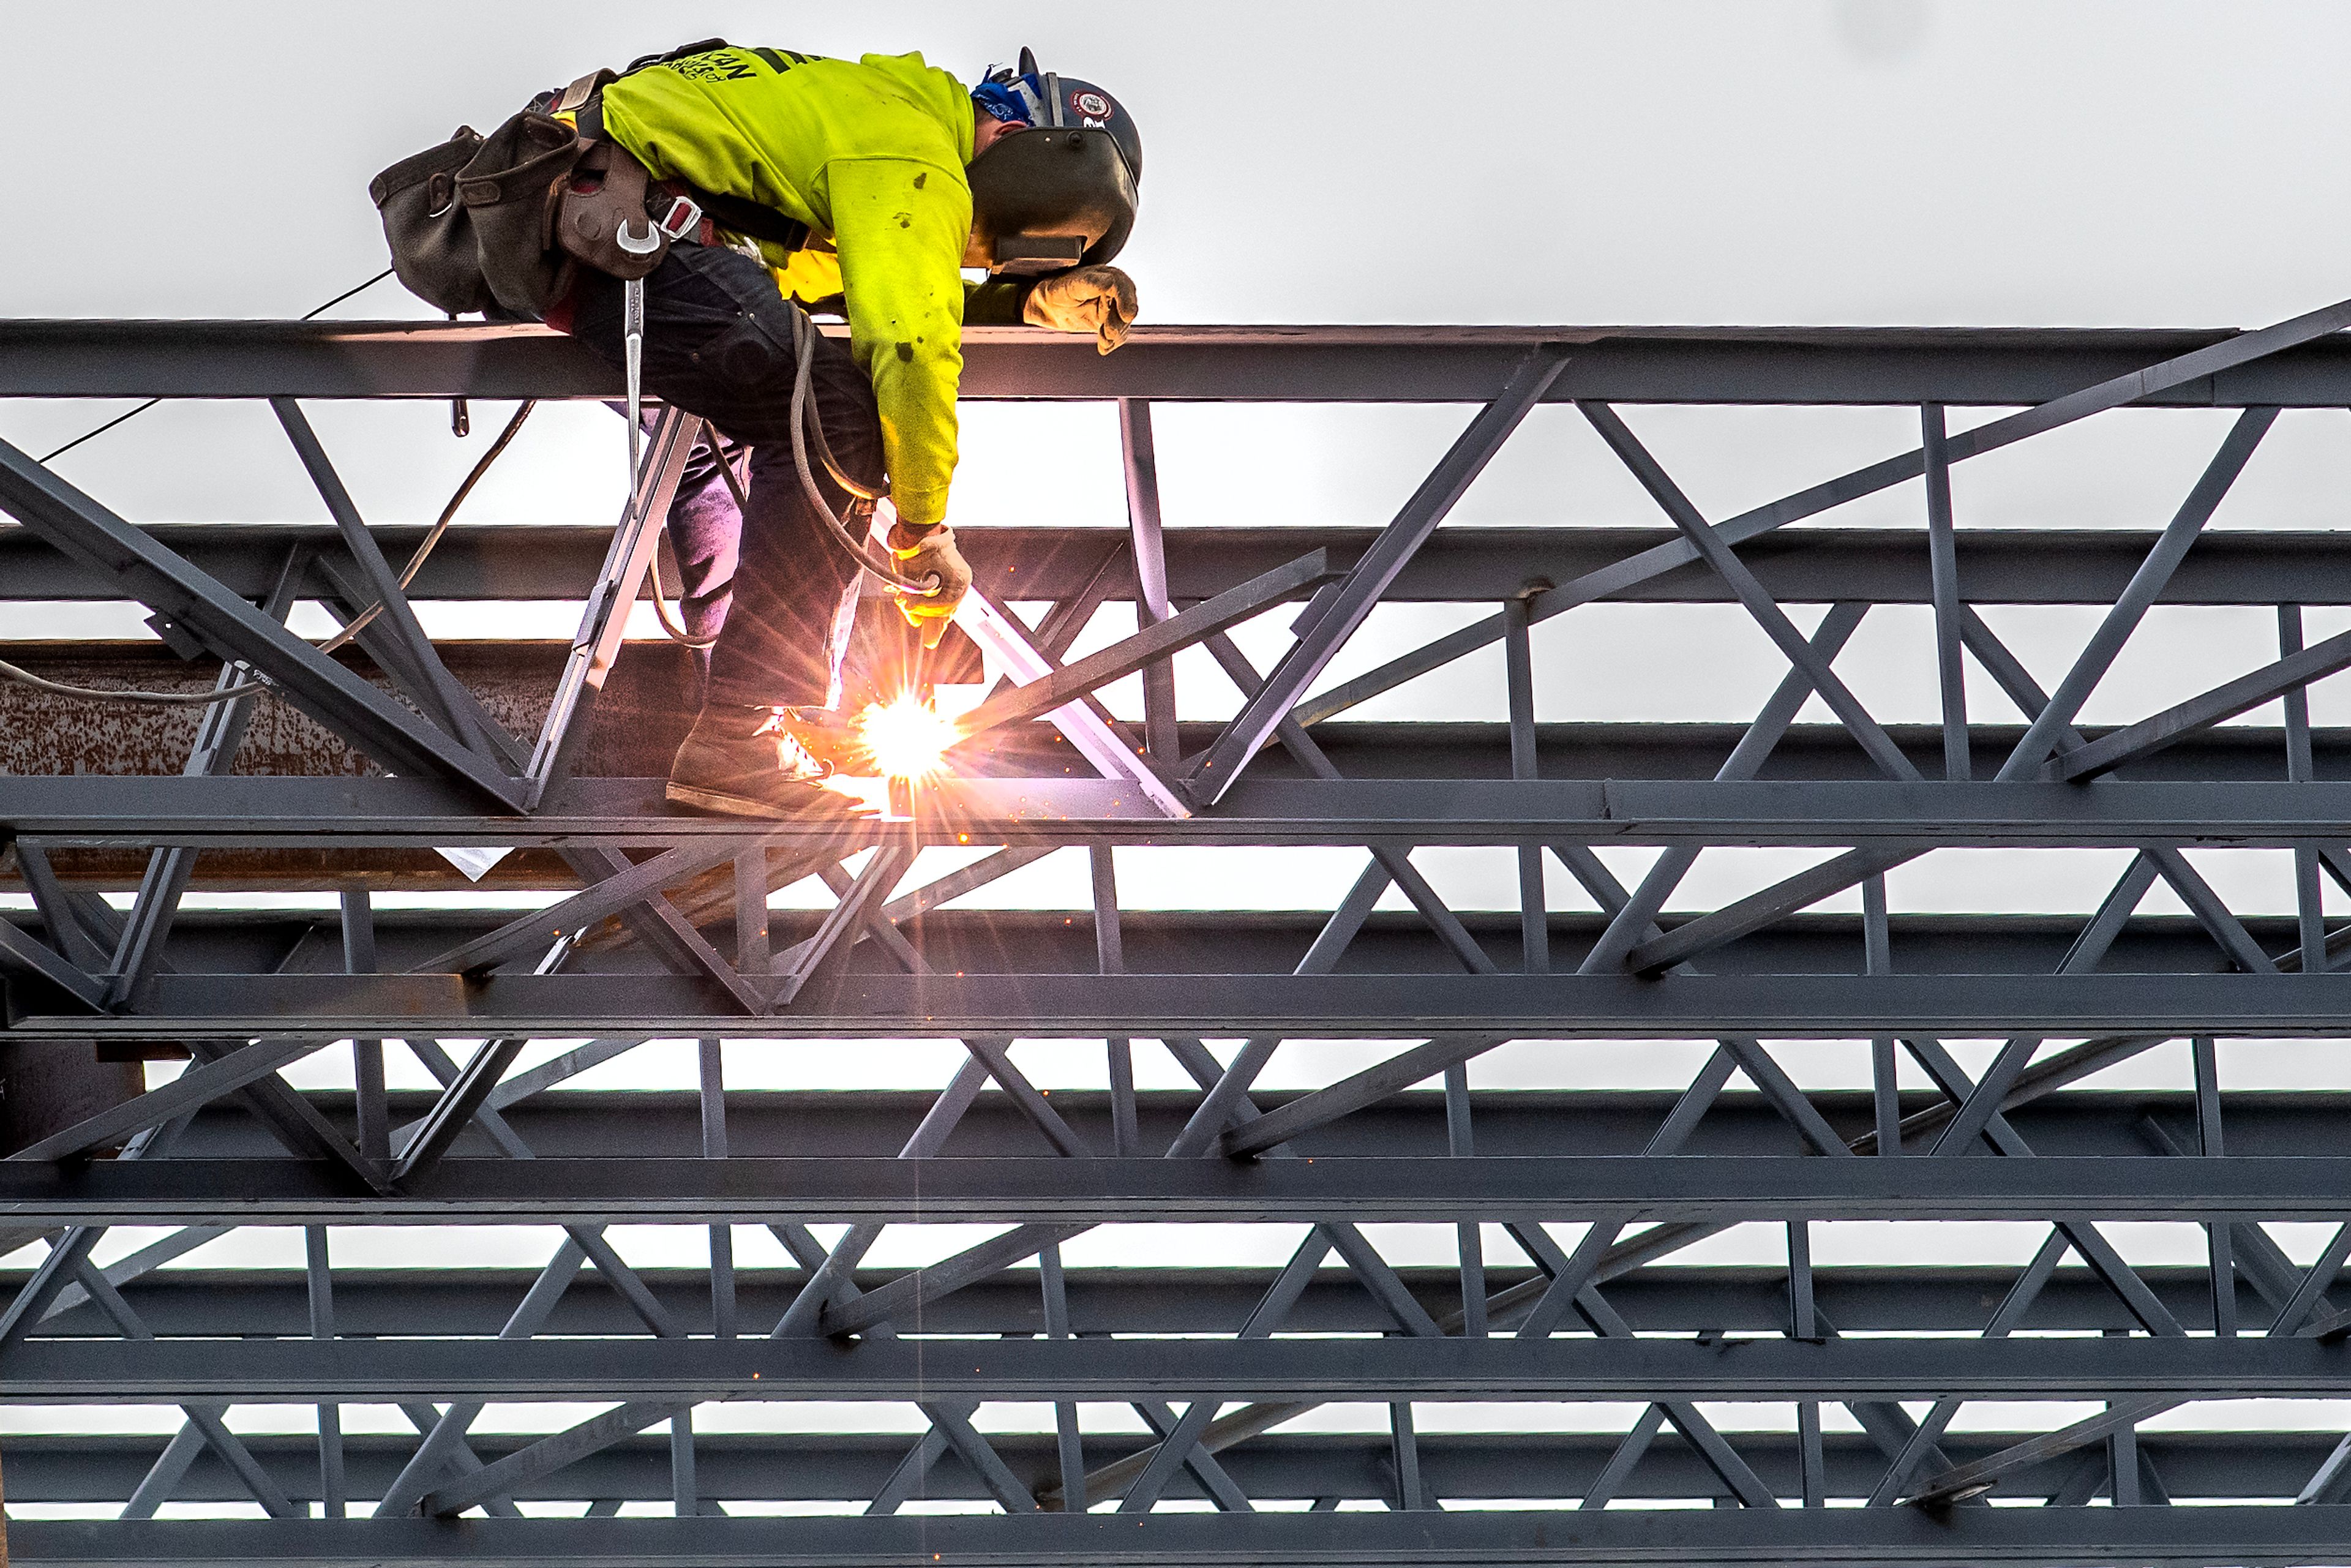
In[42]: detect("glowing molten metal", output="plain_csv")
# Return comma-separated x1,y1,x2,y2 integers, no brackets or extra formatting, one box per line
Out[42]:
857,694,961,781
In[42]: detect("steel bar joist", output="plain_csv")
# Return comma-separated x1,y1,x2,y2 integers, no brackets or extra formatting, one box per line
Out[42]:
10,312,2351,1562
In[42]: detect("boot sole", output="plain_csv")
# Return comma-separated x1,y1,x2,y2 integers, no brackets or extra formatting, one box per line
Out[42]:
664,780,858,820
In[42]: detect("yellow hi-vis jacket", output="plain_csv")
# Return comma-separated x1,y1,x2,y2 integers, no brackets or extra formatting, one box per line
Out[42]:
601,47,976,527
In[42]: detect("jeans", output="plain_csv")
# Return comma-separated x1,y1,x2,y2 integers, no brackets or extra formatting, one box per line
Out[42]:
564,244,885,710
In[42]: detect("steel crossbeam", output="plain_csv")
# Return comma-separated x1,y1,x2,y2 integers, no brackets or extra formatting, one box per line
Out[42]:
9,1330,2350,1403
17,316,2351,406
0,1258,2315,1338
13,969,2350,1040
20,1507,2351,1567
15,317,2351,1554
26,522,2351,607
0,1152,2333,1225
7,1506,2351,1568
2,1426,2336,1504
25,773,2351,846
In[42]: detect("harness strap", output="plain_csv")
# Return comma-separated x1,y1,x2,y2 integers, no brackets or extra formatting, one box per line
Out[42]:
552,40,816,257
554,69,610,115
681,187,811,253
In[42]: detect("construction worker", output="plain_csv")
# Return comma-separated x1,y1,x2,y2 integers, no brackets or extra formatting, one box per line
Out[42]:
536,43,1141,816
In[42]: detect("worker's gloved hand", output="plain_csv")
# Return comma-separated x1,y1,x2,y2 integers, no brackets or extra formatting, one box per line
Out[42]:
1022,264,1138,354
888,520,973,649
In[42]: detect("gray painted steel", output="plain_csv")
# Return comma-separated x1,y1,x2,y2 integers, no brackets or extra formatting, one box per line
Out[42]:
15,317,2351,405
0,1428,2329,1504
22,523,2351,606
18,969,2349,1040
20,1506,2351,1566
5,1262,2293,1338
0,1153,2346,1223
9,1332,2351,1402
13,773,2351,846
9,318,2351,1557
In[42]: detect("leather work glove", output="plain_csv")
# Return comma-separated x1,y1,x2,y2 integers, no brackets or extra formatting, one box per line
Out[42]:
888,520,973,648
1023,264,1139,354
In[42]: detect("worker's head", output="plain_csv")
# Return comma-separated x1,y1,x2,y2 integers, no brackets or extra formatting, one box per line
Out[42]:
964,47,1141,274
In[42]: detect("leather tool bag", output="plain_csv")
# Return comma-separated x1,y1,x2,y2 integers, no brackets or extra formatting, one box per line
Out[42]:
459,111,590,315
368,125,493,315
372,56,683,319
371,110,588,317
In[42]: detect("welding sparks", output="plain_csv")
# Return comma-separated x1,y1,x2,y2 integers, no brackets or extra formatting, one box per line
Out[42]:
857,693,961,780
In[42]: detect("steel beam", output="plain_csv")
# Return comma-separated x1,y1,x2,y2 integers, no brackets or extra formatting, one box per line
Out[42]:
0,906,2323,992
25,1506,2351,1567
17,1427,2330,1506
28,523,2351,608
23,317,2351,407
11,1150,2306,1226
8,1331,2350,1403
7,1262,2306,1340
20,775,2351,847
29,969,2351,1041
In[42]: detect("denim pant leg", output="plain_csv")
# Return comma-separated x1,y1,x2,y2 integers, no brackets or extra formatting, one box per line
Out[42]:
566,246,885,710
664,432,748,703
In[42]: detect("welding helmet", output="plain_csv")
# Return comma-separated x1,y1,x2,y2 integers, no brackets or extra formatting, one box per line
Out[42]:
965,47,1141,274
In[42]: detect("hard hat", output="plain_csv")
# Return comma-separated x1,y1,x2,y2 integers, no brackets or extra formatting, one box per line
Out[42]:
966,48,1141,274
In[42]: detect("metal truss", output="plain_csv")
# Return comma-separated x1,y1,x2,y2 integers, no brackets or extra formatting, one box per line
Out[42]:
6,311,2351,1563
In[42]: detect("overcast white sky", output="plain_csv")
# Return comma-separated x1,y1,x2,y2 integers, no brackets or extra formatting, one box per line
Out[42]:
9,0,2351,325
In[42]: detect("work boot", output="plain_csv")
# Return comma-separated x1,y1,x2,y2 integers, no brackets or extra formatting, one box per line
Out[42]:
772,707,861,773
665,703,862,819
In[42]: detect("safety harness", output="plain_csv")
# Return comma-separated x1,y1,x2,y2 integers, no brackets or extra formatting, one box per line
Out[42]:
370,42,942,604
536,51,819,262
558,47,942,604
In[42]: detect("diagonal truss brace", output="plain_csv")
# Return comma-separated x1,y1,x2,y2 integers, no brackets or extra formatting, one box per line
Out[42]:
0,434,523,806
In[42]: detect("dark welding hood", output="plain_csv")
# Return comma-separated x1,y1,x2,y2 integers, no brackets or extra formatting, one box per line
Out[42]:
966,55,1142,274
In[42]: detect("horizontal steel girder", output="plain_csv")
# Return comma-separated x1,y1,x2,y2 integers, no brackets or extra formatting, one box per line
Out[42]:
0,1428,2323,1505
5,1155,2351,1225
29,970,2351,1040
4,905,2320,980
27,1507,2351,1567
14,318,2351,407
23,523,2351,608
15,1262,2287,1340
10,1332,2351,1402
20,1508,2351,1567
4,667,2340,818
13,775,2351,847
146,1084,2351,1162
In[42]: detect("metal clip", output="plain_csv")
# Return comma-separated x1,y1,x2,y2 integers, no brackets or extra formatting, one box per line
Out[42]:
653,195,702,241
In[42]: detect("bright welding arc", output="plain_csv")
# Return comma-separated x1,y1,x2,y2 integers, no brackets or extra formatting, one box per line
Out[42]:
855,693,962,781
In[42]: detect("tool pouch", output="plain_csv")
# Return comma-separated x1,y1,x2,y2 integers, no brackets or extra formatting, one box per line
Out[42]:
555,140,669,280
370,110,589,318
367,125,491,315
456,110,587,315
